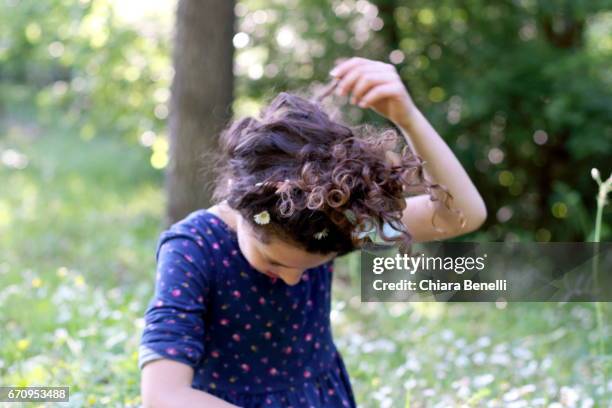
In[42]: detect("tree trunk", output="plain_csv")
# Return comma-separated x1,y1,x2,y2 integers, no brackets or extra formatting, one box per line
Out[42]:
165,0,235,226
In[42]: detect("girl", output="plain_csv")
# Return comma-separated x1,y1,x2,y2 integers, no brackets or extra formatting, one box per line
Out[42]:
139,57,487,407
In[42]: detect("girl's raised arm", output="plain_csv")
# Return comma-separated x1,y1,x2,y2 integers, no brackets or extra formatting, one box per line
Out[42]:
330,57,487,242
393,105,487,242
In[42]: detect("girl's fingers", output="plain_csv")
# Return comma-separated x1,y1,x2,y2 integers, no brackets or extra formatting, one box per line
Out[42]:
358,83,403,108
337,68,390,100
333,59,383,94
329,57,367,78
332,59,400,104
335,68,364,97
351,73,392,104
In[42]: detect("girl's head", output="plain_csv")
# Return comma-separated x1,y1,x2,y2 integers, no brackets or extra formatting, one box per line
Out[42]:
231,212,337,285
209,88,452,283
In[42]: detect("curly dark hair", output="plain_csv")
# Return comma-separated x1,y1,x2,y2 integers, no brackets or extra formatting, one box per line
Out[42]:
208,84,463,257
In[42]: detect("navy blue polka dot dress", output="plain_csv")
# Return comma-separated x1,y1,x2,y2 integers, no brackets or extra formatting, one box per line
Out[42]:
139,209,357,408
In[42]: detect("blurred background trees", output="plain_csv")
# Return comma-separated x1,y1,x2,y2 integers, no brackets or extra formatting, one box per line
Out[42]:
1,0,609,240
1,1,610,405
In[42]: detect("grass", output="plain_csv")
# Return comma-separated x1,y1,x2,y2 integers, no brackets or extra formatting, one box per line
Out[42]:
0,92,609,407
0,89,163,406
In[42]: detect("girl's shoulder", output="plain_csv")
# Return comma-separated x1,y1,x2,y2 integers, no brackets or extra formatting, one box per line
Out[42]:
155,208,237,262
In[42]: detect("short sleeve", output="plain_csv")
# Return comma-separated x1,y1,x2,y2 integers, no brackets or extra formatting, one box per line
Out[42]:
138,226,213,371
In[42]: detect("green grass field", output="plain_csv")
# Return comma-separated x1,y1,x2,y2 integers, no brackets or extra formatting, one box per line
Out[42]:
0,90,609,407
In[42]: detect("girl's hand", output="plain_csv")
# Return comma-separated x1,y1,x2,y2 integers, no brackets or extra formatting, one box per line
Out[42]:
329,57,417,127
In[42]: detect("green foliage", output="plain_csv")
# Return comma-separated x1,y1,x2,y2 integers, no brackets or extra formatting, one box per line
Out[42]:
0,109,160,405
0,0,171,144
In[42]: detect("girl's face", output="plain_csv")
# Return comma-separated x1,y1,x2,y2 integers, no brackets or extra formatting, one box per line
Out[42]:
235,214,337,286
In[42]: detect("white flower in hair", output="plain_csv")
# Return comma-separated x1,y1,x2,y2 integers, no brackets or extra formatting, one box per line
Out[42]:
313,228,328,240
253,210,271,225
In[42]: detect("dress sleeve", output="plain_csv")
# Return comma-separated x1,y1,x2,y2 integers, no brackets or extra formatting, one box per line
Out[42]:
138,227,212,371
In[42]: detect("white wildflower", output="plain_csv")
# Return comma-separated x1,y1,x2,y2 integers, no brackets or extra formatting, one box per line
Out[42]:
253,210,270,225
313,228,328,239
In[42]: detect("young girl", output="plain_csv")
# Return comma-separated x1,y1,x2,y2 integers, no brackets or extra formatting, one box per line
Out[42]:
139,57,487,407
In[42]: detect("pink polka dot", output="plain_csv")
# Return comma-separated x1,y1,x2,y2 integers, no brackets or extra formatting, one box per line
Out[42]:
166,347,178,356
303,370,311,378
171,289,181,297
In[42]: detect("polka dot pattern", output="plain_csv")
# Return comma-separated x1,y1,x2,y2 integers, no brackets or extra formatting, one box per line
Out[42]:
140,209,357,407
